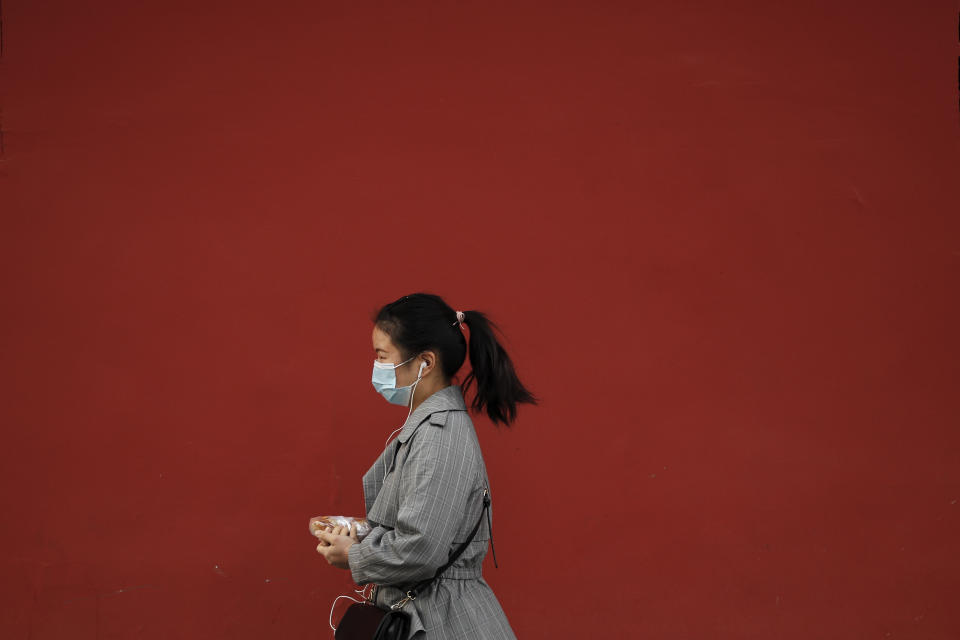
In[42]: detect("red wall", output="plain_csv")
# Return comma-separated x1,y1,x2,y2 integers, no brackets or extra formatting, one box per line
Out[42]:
2,1,959,637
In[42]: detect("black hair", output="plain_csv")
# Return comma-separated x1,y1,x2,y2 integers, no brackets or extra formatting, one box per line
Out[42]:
372,292,538,426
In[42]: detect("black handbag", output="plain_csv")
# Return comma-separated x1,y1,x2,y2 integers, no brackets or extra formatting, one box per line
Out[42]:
333,489,495,640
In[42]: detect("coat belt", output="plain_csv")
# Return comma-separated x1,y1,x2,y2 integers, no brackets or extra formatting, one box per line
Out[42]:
438,565,484,579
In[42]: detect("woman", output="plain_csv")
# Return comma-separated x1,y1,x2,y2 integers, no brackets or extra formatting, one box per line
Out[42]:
314,292,537,639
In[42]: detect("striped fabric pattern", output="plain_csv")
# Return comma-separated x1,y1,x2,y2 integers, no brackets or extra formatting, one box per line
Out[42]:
347,385,516,639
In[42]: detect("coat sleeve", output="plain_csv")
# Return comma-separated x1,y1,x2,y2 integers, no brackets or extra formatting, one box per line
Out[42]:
347,426,474,587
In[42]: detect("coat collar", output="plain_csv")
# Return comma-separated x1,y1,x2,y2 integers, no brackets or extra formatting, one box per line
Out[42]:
396,384,468,443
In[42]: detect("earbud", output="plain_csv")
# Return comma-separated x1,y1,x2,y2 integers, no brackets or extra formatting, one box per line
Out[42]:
418,361,427,376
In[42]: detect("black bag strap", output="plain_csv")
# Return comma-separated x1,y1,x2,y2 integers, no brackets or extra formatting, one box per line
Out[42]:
398,488,492,602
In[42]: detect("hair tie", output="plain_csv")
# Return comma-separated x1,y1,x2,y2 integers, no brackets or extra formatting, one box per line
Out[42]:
453,310,466,328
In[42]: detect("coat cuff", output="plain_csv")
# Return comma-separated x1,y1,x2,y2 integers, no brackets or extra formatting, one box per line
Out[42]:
347,539,371,585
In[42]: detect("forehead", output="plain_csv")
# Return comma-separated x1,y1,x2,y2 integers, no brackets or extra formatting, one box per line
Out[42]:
371,326,397,352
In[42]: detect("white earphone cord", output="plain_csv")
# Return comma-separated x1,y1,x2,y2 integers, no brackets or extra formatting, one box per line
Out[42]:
329,360,426,629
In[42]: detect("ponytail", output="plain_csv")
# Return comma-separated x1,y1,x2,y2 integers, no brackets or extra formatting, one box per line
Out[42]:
460,310,538,427
373,293,538,427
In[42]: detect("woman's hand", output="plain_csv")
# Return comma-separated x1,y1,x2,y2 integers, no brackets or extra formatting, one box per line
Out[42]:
315,522,359,570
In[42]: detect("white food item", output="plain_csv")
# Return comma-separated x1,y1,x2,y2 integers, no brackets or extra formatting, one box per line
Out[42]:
309,515,372,541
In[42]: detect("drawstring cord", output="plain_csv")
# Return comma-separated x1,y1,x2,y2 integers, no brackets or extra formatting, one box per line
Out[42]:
328,584,374,631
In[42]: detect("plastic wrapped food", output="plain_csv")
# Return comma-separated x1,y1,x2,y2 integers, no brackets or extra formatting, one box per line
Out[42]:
309,515,371,542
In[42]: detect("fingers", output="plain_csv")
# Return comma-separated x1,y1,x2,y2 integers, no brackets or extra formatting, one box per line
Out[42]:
316,529,341,546
313,524,331,544
314,524,357,559
316,542,339,565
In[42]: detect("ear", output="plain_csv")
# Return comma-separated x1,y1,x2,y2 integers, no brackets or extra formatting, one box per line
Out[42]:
421,350,439,376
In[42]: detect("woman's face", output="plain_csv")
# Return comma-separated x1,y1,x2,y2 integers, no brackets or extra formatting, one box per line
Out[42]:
372,326,420,387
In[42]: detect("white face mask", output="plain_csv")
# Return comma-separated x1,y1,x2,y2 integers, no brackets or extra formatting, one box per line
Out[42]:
371,356,427,407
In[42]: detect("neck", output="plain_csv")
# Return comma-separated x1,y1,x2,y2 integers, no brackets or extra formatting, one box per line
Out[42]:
410,377,451,413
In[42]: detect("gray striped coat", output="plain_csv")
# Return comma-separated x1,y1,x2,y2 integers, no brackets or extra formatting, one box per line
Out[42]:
347,385,516,639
